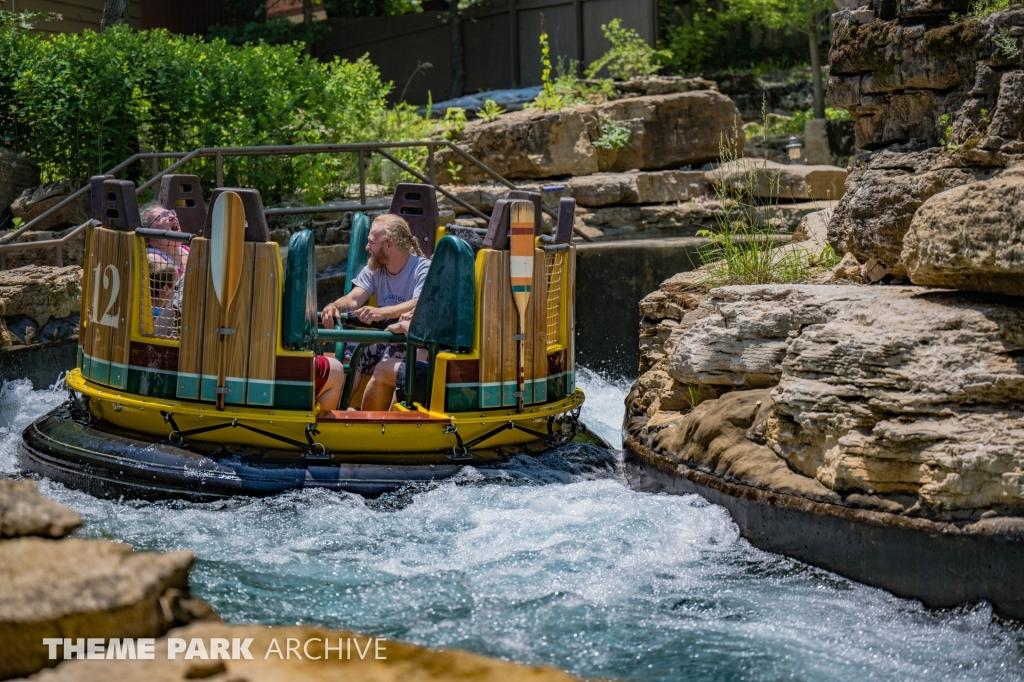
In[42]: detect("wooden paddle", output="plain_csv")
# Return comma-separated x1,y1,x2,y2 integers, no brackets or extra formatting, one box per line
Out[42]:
209,191,246,410
509,201,535,413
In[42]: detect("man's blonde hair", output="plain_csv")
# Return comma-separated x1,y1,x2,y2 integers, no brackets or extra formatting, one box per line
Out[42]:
373,214,424,256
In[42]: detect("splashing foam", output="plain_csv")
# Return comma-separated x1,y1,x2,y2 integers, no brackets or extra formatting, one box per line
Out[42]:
3,370,1022,681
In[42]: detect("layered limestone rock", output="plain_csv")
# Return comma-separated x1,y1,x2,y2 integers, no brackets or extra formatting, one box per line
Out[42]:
0,265,82,330
18,621,582,682
828,2,1024,154
705,159,848,201
628,282,1024,521
0,481,213,679
827,146,1000,275
434,90,742,184
0,480,81,539
901,171,1024,295
10,179,88,230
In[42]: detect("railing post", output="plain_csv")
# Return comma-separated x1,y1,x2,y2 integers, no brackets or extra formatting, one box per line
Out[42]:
215,152,223,188
428,143,436,187
151,156,158,177
55,243,63,268
358,150,366,205
0,252,6,271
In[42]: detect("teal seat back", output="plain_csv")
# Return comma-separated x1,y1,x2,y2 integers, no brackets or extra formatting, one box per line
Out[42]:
345,212,370,295
283,229,317,349
408,235,475,352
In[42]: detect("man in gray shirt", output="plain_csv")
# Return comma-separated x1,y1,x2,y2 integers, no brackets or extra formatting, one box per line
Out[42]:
316,214,430,410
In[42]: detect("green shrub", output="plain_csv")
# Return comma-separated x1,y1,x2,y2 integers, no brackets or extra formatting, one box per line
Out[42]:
593,115,632,150
476,99,505,123
0,18,433,205
585,18,673,81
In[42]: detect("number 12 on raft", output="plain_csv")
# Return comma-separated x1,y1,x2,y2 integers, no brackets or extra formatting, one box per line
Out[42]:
209,191,246,411
509,201,535,413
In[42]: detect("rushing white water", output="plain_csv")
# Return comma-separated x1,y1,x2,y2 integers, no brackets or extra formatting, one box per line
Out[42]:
1,372,1022,681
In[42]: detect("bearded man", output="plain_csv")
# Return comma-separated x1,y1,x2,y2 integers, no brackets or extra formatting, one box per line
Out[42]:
315,214,430,411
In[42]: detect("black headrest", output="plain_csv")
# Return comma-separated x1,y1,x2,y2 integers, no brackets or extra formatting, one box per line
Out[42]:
158,174,207,236
507,189,542,236
100,179,141,231
389,183,438,257
482,199,512,250
204,188,270,241
555,197,575,244
90,175,114,223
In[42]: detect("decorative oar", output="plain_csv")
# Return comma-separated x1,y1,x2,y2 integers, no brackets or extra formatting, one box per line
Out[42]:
209,191,246,411
509,201,535,413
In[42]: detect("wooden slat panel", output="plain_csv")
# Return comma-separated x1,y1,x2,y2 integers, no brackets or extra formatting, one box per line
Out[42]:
530,247,548,403
202,244,254,404
246,243,279,406
176,238,208,399
107,232,134,389
478,250,504,409
87,228,119,385
79,226,97,375
500,255,518,407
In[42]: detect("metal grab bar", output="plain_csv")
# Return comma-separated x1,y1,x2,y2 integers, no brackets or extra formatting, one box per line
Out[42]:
0,138,587,269
0,219,98,268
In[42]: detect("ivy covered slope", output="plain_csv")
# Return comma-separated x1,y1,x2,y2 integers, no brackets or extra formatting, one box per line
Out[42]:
0,20,432,204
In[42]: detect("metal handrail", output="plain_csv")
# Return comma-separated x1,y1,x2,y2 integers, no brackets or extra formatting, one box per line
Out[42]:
0,219,99,268
0,139,585,269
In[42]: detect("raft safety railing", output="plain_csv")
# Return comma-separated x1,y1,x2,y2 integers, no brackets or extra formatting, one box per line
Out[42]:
0,140,580,270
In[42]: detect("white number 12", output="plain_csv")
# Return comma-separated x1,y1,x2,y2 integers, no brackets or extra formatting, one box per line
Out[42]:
91,264,120,328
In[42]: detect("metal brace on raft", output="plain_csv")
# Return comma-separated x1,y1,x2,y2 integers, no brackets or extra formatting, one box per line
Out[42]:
160,410,327,457
443,410,585,461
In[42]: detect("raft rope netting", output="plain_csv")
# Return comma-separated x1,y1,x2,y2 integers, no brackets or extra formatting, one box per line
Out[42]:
137,236,186,341
545,252,563,343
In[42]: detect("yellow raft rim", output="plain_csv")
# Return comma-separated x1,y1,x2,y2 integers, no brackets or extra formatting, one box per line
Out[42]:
66,367,588,460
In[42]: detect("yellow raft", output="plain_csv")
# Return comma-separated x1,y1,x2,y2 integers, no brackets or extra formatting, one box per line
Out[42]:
19,177,607,499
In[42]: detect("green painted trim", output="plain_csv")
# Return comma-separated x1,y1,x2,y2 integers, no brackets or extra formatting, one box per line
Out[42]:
127,367,177,400
511,285,530,293
246,379,275,407
502,381,518,407
273,382,313,410
109,362,128,390
81,353,91,379
176,372,200,400
88,356,110,385
446,384,479,413
479,381,502,409
200,375,247,404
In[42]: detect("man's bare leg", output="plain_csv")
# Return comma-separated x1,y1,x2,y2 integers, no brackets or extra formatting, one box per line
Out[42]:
361,357,402,411
315,357,346,412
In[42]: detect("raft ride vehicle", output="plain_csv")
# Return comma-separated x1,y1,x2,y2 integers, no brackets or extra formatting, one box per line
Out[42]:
19,176,607,499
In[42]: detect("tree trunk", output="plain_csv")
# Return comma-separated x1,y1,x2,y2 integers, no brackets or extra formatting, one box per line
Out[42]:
100,0,129,31
303,0,313,25
449,0,464,98
808,22,826,119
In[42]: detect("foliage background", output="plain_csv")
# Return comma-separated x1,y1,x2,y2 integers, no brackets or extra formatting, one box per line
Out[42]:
0,20,432,204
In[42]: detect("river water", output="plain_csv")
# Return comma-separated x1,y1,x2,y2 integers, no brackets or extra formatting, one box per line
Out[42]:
1,372,1022,681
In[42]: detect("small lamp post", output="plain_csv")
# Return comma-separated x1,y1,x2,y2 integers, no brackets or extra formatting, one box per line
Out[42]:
786,136,803,165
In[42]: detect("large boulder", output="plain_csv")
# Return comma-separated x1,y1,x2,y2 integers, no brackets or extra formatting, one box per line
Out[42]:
0,480,81,539
902,172,1024,295
827,146,999,275
0,148,39,220
0,265,82,328
827,5,1024,152
706,159,848,201
661,284,1024,518
10,179,88,231
0,538,206,679
594,91,742,174
435,90,741,184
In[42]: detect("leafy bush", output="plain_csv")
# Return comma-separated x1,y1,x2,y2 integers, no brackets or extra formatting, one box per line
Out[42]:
660,0,730,74
585,18,673,81
476,99,505,123
593,115,632,150
0,18,433,204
